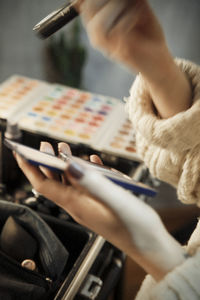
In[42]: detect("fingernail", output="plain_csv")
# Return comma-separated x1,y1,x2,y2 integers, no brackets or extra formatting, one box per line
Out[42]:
68,162,84,180
40,142,54,154
58,142,71,155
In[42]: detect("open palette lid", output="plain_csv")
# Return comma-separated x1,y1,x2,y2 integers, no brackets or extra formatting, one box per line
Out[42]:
0,75,141,162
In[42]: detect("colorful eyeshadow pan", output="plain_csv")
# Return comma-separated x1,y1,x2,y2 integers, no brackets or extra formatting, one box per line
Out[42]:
17,82,120,145
101,117,138,160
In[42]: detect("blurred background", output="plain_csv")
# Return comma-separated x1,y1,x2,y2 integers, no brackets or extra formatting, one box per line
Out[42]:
0,1,200,299
0,0,200,99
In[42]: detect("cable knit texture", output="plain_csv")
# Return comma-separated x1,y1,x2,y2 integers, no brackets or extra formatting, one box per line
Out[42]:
125,58,200,206
135,220,200,300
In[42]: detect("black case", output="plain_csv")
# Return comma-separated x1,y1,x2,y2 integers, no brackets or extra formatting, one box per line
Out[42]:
41,213,125,300
0,200,124,300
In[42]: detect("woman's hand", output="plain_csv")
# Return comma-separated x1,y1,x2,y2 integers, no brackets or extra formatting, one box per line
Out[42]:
76,0,192,118
15,141,186,281
15,142,132,253
77,0,165,74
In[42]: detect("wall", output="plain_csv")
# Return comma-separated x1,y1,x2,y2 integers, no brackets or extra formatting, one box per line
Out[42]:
0,0,200,100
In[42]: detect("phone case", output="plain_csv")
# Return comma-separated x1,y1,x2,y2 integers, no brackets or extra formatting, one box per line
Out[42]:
4,139,157,197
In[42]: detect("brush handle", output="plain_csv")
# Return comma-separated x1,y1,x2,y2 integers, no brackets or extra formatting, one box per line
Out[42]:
33,1,79,39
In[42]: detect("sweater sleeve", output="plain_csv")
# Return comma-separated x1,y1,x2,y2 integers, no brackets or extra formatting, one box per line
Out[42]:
135,220,200,300
125,59,200,206
125,58,200,152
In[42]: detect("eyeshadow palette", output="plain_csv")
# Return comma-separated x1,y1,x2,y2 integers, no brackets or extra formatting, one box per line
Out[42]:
0,75,140,161
99,116,137,160
18,84,122,145
0,75,48,120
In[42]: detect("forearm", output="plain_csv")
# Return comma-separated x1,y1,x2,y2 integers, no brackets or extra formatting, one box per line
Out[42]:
78,1,192,119
15,145,187,283
74,169,186,281
128,223,187,281
139,45,192,119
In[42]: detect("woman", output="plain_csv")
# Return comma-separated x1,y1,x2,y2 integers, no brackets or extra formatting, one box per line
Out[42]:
15,1,200,298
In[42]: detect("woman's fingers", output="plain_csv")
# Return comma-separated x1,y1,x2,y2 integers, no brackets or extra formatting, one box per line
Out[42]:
15,152,80,209
58,142,72,184
39,141,60,180
76,0,165,74
78,0,108,22
79,0,142,51
15,153,48,190
90,154,103,165
14,152,123,239
58,142,72,156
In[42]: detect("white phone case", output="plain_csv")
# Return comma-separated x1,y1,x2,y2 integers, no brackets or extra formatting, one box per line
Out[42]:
4,139,157,197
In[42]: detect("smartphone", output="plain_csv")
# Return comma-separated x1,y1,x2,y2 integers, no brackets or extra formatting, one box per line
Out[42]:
4,139,157,197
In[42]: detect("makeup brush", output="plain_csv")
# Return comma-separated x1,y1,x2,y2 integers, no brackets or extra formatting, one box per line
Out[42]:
33,0,79,39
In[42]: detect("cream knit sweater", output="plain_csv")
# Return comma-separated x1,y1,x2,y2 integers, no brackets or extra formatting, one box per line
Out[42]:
125,59,200,299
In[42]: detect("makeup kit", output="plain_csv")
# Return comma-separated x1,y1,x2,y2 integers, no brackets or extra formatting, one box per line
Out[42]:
0,3,160,299
0,72,149,299
0,73,157,299
0,72,131,300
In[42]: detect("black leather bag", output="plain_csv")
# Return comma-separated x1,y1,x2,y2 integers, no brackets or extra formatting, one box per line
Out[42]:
0,200,69,300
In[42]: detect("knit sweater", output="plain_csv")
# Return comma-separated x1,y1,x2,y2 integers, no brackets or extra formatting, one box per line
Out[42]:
125,59,200,299
125,58,200,206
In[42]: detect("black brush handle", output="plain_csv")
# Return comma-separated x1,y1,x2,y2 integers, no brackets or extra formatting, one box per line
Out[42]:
33,2,79,39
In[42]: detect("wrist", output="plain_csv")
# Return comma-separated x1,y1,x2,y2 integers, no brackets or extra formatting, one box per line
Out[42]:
127,214,187,281
141,47,192,118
